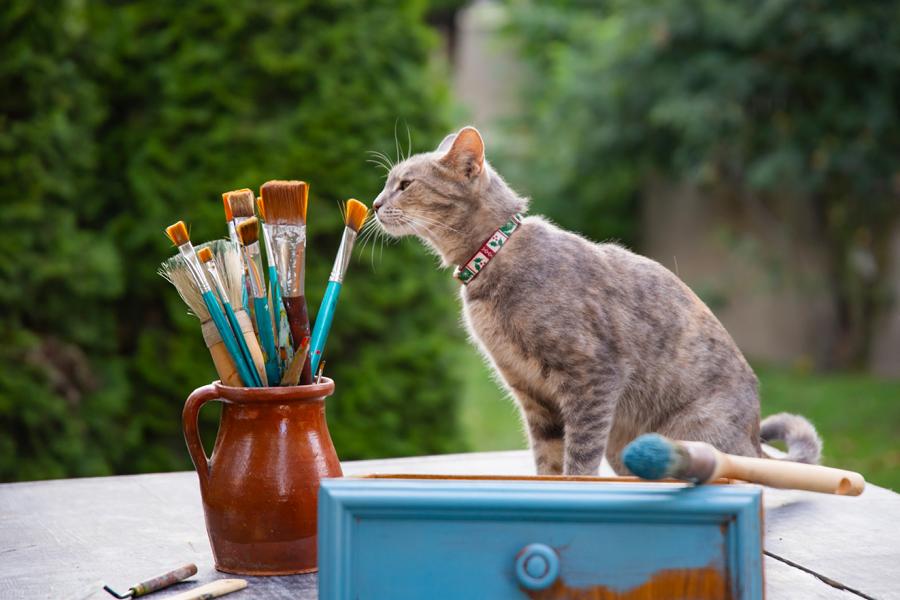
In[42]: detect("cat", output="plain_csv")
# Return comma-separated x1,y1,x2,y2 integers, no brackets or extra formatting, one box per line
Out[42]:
372,126,822,476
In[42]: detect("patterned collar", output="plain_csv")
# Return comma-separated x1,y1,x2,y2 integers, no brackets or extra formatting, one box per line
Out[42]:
453,214,524,285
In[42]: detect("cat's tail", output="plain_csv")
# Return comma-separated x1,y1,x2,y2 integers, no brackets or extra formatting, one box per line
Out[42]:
760,412,822,464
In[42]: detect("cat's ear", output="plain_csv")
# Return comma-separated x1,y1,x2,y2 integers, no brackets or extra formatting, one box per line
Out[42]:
440,126,484,179
436,133,456,153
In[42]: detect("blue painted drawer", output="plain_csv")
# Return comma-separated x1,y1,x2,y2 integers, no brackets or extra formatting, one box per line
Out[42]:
318,477,763,599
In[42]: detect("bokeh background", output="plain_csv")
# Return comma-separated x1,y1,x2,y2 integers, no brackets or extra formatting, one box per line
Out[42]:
2,0,898,489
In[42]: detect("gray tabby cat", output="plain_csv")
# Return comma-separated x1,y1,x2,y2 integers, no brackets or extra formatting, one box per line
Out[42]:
373,126,822,476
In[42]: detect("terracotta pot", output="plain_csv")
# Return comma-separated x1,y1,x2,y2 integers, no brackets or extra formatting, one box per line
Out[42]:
182,379,342,575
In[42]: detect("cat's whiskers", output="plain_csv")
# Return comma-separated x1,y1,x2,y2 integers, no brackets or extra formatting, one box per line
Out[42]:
404,212,463,236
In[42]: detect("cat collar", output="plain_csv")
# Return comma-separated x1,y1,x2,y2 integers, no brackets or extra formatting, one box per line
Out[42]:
453,214,524,285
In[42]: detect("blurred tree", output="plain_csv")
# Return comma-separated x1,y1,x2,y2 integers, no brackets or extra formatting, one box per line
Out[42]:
507,0,900,368
0,0,465,481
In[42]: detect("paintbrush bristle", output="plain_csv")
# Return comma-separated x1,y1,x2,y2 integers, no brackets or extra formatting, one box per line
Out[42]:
260,180,308,225
623,434,678,479
159,255,210,321
222,195,233,222
236,216,260,246
197,247,214,263
224,189,255,219
256,197,266,222
344,198,369,233
165,221,190,246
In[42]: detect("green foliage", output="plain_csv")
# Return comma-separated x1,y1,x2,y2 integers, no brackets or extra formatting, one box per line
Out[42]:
507,0,900,365
1,0,465,481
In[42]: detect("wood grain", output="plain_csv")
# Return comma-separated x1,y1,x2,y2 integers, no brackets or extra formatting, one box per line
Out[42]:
0,450,896,599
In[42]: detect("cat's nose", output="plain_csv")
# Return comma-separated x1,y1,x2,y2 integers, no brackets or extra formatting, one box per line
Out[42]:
373,193,385,211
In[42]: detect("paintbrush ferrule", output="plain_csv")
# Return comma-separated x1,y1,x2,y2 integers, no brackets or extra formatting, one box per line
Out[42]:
240,242,266,298
270,223,307,297
674,440,718,483
260,222,277,270
226,221,239,247
329,227,358,283
177,244,211,293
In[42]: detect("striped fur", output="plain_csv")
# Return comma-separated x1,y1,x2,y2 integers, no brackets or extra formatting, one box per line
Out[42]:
373,127,822,475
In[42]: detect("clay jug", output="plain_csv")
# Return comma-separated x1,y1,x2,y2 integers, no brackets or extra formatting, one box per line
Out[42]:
182,379,342,575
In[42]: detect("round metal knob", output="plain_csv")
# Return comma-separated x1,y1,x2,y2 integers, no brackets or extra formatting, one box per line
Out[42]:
515,543,559,590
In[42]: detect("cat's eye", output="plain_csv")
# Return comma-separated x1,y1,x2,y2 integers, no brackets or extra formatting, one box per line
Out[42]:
398,179,413,191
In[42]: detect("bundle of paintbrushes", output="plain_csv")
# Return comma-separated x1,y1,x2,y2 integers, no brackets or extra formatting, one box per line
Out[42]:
160,180,369,387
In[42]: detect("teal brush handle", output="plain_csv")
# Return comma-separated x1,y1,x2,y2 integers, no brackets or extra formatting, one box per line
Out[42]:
268,265,282,332
310,280,341,375
223,302,263,387
253,296,281,385
202,290,258,387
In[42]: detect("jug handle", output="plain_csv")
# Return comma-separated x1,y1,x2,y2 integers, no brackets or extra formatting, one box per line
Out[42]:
183,384,218,492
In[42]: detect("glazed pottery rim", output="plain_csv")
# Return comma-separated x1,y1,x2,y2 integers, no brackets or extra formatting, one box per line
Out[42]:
212,377,335,402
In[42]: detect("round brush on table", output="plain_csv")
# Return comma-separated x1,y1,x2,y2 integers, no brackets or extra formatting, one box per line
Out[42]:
623,433,865,495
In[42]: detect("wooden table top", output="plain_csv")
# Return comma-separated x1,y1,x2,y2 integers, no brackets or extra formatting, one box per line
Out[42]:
1,450,897,600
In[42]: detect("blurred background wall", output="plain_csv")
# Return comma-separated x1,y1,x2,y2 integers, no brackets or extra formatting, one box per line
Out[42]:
2,0,898,488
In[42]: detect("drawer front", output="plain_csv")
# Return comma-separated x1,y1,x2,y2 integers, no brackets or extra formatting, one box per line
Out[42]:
319,479,763,599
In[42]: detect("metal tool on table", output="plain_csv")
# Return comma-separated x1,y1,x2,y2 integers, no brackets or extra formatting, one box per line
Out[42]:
103,563,198,598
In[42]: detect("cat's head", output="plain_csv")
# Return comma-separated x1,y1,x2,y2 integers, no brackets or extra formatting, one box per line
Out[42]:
372,126,526,265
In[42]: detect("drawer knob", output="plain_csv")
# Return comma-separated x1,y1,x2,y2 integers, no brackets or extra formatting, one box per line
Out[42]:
515,543,559,590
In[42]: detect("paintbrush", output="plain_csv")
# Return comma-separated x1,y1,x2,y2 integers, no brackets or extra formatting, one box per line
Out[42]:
280,336,311,386
261,180,313,384
256,197,286,355
103,563,198,599
223,189,256,318
160,229,249,387
309,199,369,374
198,244,266,386
236,217,281,385
623,433,865,496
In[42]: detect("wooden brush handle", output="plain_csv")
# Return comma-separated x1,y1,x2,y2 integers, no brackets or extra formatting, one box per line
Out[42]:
201,321,242,387
235,309,268,386
165,579,247,600
716,451,865,495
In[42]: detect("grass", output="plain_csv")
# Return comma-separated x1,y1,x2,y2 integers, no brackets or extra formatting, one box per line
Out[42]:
459,353,900,491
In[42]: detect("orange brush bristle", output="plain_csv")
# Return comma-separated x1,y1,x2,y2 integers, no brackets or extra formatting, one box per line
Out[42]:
236,216,260,246
344,199,369,233
222,195,233,222
197,247,214,263
256,197,266,221
260,181,308,225
223,189,255,219
165,221,190,246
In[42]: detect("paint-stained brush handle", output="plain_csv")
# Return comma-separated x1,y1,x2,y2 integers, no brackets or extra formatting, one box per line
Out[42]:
283,296,313,384
103,563,197,598
165,579,247,600
131,563,198,597
253,296,281,385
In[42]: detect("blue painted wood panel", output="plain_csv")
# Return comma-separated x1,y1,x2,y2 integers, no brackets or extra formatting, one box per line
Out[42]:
318,478,763,599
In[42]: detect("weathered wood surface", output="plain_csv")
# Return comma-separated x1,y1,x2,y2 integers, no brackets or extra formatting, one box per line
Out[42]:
1,450,897,600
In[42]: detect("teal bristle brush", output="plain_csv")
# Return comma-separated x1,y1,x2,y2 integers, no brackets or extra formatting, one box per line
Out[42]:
309,198,369,374
236,216,281,385
623,433,865,496
197,243,265,386
165,221,258,387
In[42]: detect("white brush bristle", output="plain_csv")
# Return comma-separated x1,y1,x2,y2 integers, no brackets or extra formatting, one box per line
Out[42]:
159,255,209,321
